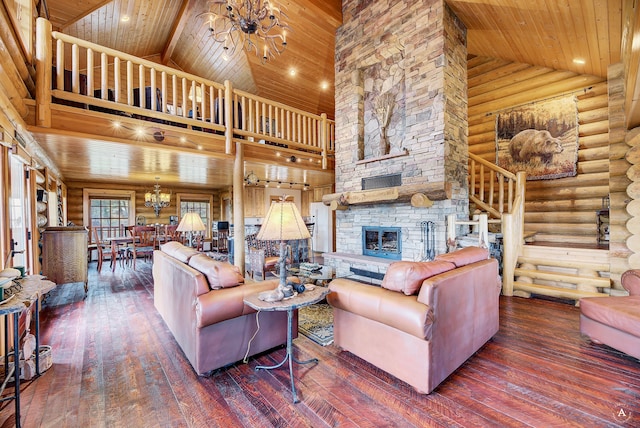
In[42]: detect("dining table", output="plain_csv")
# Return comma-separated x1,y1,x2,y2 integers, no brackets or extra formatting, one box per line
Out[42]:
105,236,134,271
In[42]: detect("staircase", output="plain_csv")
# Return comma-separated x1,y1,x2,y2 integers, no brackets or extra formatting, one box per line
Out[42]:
463,153,611,302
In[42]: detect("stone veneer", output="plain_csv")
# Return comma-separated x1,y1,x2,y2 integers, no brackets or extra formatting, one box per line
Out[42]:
327,0,468,276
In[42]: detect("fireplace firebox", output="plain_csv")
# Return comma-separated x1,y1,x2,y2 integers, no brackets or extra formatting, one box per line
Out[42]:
362,226,401,260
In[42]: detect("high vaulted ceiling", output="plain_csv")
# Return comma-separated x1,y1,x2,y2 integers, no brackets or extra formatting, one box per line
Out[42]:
44,0,624,116
36,0,628,189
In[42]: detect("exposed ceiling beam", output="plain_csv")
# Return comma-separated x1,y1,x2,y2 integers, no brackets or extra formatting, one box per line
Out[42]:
161,0,195,66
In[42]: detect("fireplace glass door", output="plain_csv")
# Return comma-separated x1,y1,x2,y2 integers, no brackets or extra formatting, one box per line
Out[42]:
363,226,401,260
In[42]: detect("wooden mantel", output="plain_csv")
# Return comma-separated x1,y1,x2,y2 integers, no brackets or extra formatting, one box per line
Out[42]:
321,182,451,210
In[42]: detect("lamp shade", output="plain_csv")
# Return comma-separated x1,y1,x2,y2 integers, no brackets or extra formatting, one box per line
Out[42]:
257,200,310,241
177,212,206,232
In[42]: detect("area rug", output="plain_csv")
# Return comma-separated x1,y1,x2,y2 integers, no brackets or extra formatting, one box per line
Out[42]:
298,303,334,346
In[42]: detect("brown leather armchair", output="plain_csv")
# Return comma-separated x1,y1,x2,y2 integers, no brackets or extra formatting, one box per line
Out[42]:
580,269,640,360
328,247,500,394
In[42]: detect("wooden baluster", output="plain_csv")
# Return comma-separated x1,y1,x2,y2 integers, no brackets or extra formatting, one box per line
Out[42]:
55,39,64,93
479,163,485,203
87,48,94,98
126,60,133,105
470,159,476,199
114,57,120,103
150,68,157,112
498,173,505,214
488,169,495,210
72,43,79,94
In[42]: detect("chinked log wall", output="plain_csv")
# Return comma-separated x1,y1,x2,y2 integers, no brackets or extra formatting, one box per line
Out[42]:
467,56,608,246
64,181,222,235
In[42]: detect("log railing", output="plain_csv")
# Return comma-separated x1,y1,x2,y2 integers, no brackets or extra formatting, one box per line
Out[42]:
34,18,334,166
469,152,520,219
468,152,526,295
231,88,334,168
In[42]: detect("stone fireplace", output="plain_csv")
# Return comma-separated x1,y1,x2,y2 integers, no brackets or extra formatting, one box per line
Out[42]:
362,226,402,260
324,0,469,280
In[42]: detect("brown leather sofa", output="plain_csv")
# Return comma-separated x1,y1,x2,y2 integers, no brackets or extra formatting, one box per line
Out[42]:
153,241,295,375
580,269,640,360
327,247,500,394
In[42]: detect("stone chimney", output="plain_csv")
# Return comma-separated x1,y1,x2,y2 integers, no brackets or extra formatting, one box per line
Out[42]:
329,0,468,265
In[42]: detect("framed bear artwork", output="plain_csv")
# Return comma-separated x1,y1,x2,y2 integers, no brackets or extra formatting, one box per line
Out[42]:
495,95,579,180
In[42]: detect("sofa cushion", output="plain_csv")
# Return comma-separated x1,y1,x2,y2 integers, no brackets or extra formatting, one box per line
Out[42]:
161,241,200,263
381,260,456,295
435,246,489,267
188,254,244,289
328,279,434,339
580,295,640,338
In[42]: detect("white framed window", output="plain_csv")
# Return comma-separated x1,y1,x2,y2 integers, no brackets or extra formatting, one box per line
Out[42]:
177,194,213,238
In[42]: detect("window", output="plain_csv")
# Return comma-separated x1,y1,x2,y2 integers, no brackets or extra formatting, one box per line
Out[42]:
83,189,136,242
90,198,130,240
177,194,213,238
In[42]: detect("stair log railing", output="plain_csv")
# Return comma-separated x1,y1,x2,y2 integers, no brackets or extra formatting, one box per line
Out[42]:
34,18,334,167
468,153,526,296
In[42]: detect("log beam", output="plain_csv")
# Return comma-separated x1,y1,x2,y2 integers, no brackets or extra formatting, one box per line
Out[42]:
322,182,451,209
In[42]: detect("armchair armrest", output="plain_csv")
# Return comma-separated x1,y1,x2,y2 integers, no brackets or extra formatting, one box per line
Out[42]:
621,269,640,295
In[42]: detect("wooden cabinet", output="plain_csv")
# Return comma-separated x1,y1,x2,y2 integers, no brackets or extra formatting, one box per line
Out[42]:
41,227,88,293
244,187,265,217
313,184,333,203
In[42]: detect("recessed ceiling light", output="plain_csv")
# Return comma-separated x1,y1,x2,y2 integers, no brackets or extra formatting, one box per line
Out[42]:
121,15,130,22
289,68,296,76
573,58,586,65
321,81,329,90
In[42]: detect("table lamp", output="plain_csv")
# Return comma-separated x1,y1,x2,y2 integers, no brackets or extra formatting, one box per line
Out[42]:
256,197,310,302
177,212,206,247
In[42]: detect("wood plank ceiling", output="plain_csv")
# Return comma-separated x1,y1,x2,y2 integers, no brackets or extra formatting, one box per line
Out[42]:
35,0,624,190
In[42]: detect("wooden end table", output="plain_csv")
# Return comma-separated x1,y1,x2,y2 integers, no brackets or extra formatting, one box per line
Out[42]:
0,275,56,427
244,286,329,403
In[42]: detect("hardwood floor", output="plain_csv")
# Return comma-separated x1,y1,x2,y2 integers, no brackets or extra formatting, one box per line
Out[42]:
1,261,639,427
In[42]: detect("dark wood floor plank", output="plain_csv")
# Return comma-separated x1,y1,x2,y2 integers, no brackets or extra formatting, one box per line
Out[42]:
1,260,639,427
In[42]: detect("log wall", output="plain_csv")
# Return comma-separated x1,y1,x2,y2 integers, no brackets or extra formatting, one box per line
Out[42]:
65,180,221,234
468,56,608,246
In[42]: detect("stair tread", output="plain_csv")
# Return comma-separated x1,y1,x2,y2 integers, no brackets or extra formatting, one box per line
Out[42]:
513,281,609,298
518,256,609,272
514,268,610,286
517,256,609,270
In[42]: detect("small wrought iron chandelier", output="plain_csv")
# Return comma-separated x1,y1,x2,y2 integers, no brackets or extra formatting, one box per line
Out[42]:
200,0,289,64
145,177,171,217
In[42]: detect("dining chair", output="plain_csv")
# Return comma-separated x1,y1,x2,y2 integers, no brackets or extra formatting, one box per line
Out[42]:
164,224,183,244
92,228,115,273
130,225,157,270
245,233,287,279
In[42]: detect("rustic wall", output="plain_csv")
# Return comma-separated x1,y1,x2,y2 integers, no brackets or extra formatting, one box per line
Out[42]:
65,180,221,232
467,56,608,245
332,0,468,261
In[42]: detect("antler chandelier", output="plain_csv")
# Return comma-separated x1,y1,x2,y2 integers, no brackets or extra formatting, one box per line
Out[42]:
201,0,289,64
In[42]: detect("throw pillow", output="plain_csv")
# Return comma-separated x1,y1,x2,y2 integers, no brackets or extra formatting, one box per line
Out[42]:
188,254,244,289
435,246,489,267
381,260,455,295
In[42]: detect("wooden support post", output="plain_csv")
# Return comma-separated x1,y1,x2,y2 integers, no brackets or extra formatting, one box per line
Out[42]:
233,142,245,272
35,17,52,127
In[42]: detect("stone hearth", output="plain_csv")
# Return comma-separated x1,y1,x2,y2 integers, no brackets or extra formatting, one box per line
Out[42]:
326,0,469,271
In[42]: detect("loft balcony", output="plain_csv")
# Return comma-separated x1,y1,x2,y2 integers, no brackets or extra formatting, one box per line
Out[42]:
23,18,335,177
